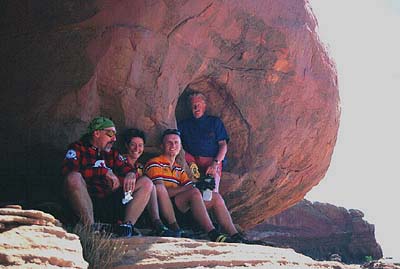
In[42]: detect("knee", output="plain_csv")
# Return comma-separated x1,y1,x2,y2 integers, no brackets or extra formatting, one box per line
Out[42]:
64,172,85,191
189,187,202,200
137,176,153,193
212,192,226,207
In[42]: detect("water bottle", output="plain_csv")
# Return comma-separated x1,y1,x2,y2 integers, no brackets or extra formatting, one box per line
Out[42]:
202,176,213,201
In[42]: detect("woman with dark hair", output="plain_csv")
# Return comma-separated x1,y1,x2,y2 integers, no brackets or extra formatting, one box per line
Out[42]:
121,128,179,237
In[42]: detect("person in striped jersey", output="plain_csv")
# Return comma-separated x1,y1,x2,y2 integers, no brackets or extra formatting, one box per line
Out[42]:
145,128,246,243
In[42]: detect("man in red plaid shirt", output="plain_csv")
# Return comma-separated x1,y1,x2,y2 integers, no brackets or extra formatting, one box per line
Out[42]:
62,117,153,233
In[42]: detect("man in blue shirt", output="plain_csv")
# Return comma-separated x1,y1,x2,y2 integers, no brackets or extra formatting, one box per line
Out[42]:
178,91,229,192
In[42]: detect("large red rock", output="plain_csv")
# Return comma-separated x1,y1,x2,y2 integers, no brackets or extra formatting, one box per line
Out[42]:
1,0,339,229
247,200,383,264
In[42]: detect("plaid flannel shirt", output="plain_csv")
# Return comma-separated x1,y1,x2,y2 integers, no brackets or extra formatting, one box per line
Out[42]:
62,140,134,198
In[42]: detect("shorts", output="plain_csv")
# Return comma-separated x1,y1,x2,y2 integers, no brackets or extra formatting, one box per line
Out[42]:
185,152,222,178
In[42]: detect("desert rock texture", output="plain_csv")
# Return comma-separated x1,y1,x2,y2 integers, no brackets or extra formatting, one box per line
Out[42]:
0,205,88,269
114,236,363,269
2,0,339,228
248,200,383,263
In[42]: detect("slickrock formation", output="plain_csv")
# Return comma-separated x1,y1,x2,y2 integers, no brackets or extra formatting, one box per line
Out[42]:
1,0,339,228
114,236,363,269
0,206,395,269
247,200,383,264
0,205,88,269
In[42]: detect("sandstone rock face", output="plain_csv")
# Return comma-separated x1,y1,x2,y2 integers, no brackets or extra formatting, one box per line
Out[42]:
247,200,383,264
114,236,363,269
0,205,88,268
1,0,339,228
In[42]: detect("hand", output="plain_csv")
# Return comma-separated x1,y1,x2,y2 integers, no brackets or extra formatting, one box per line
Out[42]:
205,163,219,177
123,172,136,192
106,170,120,190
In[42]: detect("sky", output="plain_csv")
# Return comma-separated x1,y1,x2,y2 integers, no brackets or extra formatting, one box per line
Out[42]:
306,0,400,260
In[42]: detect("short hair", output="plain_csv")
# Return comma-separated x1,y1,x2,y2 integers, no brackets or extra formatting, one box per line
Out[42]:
122,128,146,145
161,128,181,143
188,91,207,106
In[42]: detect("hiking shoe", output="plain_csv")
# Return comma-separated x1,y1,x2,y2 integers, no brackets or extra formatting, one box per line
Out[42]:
213,233,239,243
153,225,182,237
208,229,232,243
90,223,112,234
114,223,142,237
230,233,276,246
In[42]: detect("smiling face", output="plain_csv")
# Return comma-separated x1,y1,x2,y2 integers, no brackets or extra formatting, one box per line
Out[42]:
162,134,182,158
92,127,117,152
126,136,144,162
190,95,207,119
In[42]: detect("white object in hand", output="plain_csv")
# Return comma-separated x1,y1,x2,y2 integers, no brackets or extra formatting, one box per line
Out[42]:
202,177,213,201
122,191,133,204
202,189,212,201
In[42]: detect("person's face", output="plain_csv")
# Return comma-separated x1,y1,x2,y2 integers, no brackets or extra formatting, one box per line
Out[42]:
162,134,181,158
127,136,144,160
190,96,206,119
93,127,117,152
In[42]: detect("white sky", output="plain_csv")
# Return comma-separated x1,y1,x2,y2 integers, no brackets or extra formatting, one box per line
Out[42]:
306,0,400,260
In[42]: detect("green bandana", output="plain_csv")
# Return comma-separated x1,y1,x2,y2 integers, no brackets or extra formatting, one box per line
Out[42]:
86,117,115,134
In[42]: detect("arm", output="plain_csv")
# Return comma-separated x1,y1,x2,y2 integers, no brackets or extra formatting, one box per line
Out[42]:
122,172,136,192
205,139,227,176
215,140,227,164
112,152,137,190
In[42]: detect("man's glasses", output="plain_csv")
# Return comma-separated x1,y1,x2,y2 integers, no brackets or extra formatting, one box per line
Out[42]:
102,129,117,137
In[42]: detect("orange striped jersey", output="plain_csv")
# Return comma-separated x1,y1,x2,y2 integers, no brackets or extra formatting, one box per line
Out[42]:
144,155,193,189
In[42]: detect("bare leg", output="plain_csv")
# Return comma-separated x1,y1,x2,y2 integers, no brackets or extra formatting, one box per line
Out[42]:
205,192,237,235
124,176,152,224
155,183,178,227
64,172,94,225
147,184,160,222
214,172,221,193
174,188,215,233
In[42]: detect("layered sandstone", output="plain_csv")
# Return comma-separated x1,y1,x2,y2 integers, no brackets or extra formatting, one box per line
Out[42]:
114,236,363,269
0,205,88,268
0,206,395,269
247,200,383,264
1,0,339,228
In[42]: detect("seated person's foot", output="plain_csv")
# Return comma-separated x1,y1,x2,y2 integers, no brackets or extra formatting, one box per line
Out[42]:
230,233,276,246
153,225,182,237
90,222,112,234
114,222,142,238
208,229,237,243
214,233,235,243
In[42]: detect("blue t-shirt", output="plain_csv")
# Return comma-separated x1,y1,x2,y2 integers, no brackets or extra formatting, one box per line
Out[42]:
178,115,229,157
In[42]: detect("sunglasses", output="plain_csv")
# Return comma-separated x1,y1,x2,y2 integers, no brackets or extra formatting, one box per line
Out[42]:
102,129,117,137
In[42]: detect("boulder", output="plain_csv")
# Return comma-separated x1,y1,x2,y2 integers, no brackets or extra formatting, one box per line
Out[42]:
247,200,383,264
114,236,363,269
0,205,88,268
1,0,339,228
